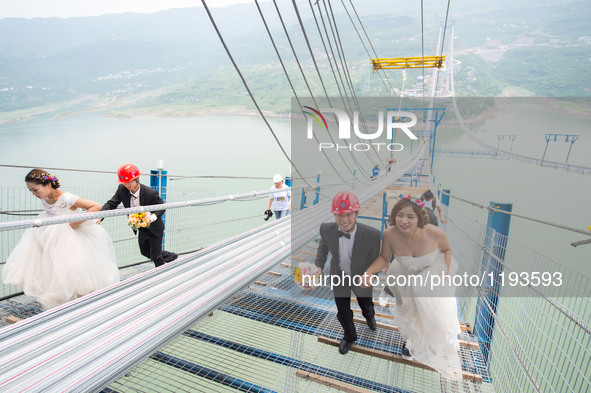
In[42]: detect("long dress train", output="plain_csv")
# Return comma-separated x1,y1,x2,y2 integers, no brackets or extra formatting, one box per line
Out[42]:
386,249,462,380
2,192,120,310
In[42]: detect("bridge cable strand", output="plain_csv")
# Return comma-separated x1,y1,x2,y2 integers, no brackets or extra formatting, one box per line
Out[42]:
199,0,311,189
314,1,383,165
323,0,387,164
292,1,371,168
286,2,371,173
309,0,357,119
316,0,381,165
0,187,291,232
438,0,452,63
430,0,451,100
272,1,366,182
0,145,426,390
421,0,425,99
344,0,396,94
338,0,391,94
452,105,591,174
439,189,591,237
255,0,356,188
448,46,591,176
0,164,325,182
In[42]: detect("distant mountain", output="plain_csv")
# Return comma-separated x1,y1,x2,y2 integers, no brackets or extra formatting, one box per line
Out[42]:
0,0,588,114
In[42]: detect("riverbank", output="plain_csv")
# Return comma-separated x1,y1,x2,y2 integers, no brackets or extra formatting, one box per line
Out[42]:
0,97,290,126
2,94,589,127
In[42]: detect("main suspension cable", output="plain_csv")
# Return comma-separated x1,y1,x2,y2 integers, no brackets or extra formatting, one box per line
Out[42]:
200,0,311,188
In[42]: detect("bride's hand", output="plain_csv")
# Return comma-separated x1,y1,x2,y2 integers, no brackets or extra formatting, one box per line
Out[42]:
360,272,373,288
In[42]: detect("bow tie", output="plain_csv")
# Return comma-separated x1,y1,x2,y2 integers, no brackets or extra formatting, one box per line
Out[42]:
338,231,351,239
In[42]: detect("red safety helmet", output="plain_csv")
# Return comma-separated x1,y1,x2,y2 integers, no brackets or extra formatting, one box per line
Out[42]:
331,191,361,214
117,164,141,184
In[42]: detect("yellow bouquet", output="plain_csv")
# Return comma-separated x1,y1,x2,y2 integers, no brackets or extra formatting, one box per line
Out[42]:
128,212,151,230
293,262,322,290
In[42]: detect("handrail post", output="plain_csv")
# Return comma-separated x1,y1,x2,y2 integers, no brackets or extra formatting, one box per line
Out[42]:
151,164,167,251
474,201,512,372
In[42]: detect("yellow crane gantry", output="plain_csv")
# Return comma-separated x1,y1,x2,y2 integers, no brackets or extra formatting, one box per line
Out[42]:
371,56,445,72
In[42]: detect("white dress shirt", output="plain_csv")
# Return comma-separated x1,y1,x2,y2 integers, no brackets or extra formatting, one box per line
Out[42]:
338,225,357,275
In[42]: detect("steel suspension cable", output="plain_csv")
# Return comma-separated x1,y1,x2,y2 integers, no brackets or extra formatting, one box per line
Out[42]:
421,0,425,98
345,0,396,95
199,0,310,188
308,0,352,111
323,0,387,165
438,0,452,62
312,1,379,167
271,0,359,182
305,0,377,176
253,0,353,187
288,1,374,178
338,0,392,95
432,0,451,99
312,3,379,167
339,0,408,162
440,189,591,237
307,0,353,114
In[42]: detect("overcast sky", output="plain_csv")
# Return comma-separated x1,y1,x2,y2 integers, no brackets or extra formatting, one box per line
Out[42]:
0,0,266,19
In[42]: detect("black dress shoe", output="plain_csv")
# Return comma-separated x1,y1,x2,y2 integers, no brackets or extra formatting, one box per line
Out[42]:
367,317,377,331
164,252,178,263
339,339,353,355
401,343,413,360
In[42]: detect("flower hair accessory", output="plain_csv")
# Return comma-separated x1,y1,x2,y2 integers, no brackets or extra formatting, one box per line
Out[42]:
401,194,427,213
27,172,59,183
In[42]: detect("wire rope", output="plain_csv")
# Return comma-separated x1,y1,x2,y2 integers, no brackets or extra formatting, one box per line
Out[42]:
431,0,452,99
271,0,360,183
200,0,311,189
345,0,396,95
312,1,379,167
323,0,387,165
338,0,391,94
440,189,591,237
254,0,353,187
289,0,369,174
421,0,425,98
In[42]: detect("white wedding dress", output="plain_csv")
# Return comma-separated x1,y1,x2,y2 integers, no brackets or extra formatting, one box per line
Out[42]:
2,192,120,310
386,249,462,380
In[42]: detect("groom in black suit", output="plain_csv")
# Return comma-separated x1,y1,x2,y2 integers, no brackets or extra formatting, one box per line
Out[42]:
314,191,381,354
102,164,177,268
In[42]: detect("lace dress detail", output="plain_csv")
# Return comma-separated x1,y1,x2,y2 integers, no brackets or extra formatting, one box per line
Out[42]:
2,192,120,310
386,249,462,380
40,192,79,216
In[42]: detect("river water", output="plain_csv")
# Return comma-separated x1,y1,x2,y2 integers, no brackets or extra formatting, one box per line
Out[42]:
0,105,589,391
0,103,589,273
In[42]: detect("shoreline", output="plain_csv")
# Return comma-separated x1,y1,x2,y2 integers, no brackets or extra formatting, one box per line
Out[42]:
2,96,590,126
103,107,290,120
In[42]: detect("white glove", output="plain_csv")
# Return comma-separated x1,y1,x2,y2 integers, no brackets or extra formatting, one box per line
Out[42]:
150,213,158,222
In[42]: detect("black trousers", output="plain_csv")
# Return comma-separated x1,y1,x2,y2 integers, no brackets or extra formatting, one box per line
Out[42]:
138,230,173,267
335,290,375,342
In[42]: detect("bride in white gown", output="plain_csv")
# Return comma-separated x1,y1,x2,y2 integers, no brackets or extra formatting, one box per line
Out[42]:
363,195,462,380
2,169,120,310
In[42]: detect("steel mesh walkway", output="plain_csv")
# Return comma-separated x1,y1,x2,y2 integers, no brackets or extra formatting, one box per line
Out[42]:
105,232,492,393
1,141,589,392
